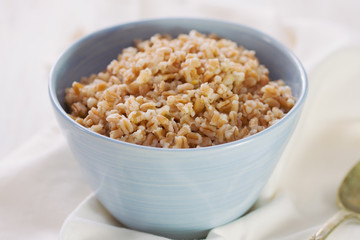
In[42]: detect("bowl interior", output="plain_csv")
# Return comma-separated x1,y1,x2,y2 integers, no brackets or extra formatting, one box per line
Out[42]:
51,18,306,115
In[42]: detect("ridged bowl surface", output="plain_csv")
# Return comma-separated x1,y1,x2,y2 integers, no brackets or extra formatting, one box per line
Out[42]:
49,18,308,239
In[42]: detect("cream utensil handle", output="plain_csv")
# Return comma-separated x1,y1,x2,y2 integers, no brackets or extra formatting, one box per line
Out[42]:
309,209,358,240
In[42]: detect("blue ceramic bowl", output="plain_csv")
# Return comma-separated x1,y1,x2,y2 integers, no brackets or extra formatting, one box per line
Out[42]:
49,18,307,239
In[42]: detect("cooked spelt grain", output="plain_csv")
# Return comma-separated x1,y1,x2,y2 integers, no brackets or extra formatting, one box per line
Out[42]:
65,30,295,148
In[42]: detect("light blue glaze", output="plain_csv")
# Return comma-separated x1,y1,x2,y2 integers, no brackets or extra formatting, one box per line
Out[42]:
49,18,308,239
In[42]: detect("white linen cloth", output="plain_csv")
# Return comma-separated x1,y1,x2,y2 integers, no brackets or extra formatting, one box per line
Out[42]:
1,0,360,239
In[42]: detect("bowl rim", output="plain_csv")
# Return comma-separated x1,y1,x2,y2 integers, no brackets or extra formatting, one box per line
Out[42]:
49,17,308,152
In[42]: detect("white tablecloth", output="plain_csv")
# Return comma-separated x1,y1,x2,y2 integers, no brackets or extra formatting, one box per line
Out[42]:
1,0,360,239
